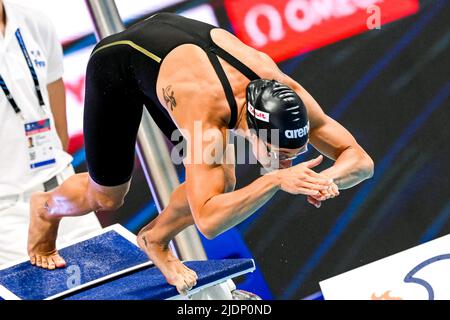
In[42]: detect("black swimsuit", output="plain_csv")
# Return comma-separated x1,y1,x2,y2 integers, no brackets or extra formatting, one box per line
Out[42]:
84,13,260,186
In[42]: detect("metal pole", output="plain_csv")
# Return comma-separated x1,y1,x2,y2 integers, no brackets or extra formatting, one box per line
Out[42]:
84,0,207,261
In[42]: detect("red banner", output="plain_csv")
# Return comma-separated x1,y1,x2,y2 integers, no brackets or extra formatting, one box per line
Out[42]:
224,0,419,62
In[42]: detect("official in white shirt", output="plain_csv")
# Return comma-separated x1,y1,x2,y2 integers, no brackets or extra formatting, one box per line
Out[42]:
0,0,101,265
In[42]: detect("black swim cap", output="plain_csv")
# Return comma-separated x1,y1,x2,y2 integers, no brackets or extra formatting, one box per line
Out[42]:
246,79,309,149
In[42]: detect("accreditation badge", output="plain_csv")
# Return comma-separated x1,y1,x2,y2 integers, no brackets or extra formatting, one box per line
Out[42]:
24,119,56,170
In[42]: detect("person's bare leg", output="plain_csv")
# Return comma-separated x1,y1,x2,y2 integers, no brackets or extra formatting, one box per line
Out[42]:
28,192,66,270
137,183,198,295
28,173,129,270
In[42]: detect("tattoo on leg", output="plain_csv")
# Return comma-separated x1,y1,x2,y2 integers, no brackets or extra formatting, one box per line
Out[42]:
162,85,177,111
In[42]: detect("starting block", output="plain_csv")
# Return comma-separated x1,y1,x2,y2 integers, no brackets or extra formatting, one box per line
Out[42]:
0,224,255,300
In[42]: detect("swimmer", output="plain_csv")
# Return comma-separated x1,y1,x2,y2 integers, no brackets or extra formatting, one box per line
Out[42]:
28,13,374,295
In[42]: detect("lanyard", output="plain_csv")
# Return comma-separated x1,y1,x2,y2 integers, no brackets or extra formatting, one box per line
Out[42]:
0,28,45,117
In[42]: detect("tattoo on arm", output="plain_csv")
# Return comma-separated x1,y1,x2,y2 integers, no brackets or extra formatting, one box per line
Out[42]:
162,85,177,111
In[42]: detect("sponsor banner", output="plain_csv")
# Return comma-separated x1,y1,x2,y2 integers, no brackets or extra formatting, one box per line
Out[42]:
320,234,450,300
225,0,419,62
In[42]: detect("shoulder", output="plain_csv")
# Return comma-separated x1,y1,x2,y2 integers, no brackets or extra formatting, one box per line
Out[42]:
252,50,287,82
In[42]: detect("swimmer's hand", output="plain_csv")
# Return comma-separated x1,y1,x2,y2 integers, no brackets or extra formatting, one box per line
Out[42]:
307,182,339,208
275,155,334,196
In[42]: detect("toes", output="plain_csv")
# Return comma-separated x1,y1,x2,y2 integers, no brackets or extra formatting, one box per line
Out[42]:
182,267,198,288
190,276,197,288
175,276,196,296
187,272,197,287
41,258,49,269
31,253,65,269
189,269,198,280
177,281,189,296
184,279,193,292
36,255,42,267
183,273,197,293
180,289,188,296
52,254,66,268
47,257,56,270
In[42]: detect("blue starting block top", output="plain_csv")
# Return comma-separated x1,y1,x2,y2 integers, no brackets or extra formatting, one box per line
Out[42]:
0,225,255,300
66,259,255,300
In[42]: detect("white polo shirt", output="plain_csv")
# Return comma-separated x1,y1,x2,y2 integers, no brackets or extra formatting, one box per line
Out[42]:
0,1,72,196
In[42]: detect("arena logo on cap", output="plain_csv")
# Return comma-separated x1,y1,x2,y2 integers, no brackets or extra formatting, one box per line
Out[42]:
224,0,419,62
285,121,309,139
248,103,270,122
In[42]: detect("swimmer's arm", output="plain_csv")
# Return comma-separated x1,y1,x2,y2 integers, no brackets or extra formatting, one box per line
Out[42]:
179,109,280,239
310,119,374,189
186,163,280,239
43,173,130,218
181,121,279,239
283,79,374,189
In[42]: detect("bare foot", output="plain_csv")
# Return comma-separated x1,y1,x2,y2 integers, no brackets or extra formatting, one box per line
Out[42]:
137,229,198,295
28,192,66,270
